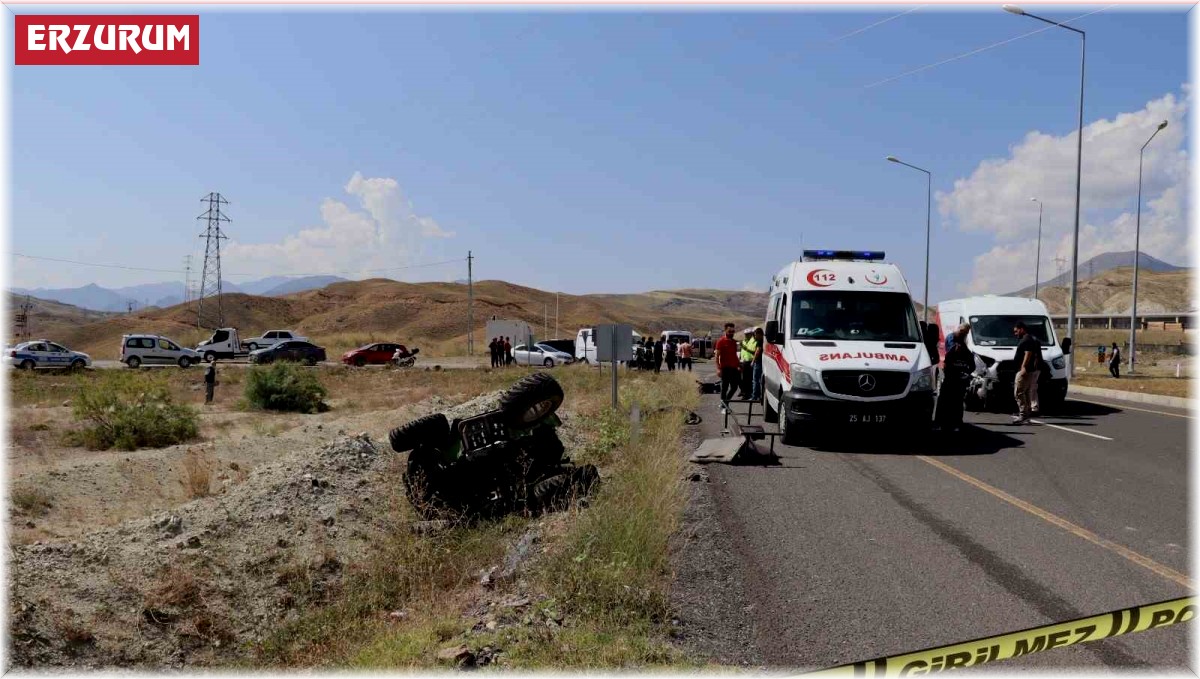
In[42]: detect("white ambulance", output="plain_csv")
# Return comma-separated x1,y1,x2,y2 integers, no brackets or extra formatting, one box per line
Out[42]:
933,296,1071,412
761,250,940,444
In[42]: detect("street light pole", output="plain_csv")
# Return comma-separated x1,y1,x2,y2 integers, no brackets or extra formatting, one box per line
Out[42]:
886,155,932,323
1129,119,1169,375
1004,4,1086,376
1030,197,1043,299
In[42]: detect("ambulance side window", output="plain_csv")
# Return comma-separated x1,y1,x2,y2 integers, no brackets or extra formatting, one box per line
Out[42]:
779,295,788,344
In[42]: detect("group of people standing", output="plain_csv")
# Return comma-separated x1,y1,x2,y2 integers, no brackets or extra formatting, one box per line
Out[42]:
713,324,764,410
488,337,514,368
634,337,693,373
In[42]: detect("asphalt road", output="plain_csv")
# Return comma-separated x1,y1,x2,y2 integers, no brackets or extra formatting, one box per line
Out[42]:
688,364,1191,671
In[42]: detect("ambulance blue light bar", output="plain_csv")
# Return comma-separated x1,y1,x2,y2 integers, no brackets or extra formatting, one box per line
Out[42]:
802,250,885,262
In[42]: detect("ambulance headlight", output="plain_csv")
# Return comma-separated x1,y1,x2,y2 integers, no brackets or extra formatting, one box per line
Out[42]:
1051,356,1066,370
790,364,821,392
912,367,935,392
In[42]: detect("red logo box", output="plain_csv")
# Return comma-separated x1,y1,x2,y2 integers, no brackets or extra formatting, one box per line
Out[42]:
15,15,199,65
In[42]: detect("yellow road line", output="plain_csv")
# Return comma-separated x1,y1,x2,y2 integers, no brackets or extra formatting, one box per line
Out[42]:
917,455,1193,590
1069,398,1193,420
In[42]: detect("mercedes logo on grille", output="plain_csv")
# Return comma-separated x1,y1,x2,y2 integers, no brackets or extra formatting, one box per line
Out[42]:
857,374,877,392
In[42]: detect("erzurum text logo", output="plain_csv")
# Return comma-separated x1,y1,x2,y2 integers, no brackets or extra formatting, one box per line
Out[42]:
15,15,199,65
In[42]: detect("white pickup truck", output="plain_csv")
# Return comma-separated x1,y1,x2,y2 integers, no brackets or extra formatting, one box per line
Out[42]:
197,328,310,362
241,330,309,352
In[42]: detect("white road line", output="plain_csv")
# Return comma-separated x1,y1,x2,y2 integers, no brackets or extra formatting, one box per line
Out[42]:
1069,398,1193,420
1029,419,1113,441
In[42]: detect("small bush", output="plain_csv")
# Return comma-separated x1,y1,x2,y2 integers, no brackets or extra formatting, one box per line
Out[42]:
70,372,199,451
12,486,53,516
244,363,328,413
180,448,213,499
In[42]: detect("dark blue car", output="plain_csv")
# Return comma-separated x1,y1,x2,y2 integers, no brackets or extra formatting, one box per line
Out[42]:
248,340,327,366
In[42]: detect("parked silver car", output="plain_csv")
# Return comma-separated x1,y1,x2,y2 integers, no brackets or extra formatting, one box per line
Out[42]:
512,343,574,367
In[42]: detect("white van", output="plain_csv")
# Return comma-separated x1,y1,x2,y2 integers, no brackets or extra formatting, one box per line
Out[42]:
661,330,691,345
761,250,940,444
934,296,1071,412
575,327,641,364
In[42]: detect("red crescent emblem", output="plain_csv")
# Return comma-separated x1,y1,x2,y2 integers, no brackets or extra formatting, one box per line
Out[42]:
867,272,889,285
807,269,835,287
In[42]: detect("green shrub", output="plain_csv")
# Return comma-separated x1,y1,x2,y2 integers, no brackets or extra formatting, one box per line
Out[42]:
244,363,328,413
71,372,199,451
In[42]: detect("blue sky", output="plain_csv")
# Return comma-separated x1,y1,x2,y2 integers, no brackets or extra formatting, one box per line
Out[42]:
9,5,1191,303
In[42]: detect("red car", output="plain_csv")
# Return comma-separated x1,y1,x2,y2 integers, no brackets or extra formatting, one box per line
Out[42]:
342,342,409,367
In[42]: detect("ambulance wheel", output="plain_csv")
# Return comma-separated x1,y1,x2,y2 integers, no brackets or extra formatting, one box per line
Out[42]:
779,412,800,447
764,391,779,424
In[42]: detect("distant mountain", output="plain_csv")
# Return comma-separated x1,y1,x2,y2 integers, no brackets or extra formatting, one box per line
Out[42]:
261,276,348,297
10,276,346,312
10,283,130,313
1007,251,1186,296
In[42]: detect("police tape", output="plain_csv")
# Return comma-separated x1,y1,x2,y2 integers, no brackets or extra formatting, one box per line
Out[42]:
804,596,1194,677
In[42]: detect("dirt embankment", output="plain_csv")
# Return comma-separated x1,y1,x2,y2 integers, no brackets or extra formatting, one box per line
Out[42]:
9,390,586,669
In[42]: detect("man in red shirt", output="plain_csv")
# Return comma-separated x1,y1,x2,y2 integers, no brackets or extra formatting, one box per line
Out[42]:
714,322,741,410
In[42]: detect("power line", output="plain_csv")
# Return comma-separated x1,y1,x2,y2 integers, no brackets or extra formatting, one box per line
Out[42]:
825,6,925,45
196,192,231,330
863,5,1114,90
9,252,468,279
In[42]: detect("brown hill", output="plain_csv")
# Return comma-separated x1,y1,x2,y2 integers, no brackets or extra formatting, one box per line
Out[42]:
1031,267,1191,315
49,280,770,359
8,294,117,343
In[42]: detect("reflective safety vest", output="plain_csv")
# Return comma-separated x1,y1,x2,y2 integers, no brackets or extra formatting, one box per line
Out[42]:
740,338,757,363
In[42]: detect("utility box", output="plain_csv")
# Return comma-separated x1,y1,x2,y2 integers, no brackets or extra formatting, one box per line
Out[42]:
486,320,535,349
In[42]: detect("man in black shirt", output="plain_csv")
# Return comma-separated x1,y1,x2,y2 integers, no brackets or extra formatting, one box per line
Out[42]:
204,362,217,405
1011,321,1042,423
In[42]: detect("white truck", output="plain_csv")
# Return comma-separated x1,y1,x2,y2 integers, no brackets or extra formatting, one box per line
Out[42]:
241,330,309,352
195,327,247,362
195,328,310,362
761,250,941,444
933,296,1072,412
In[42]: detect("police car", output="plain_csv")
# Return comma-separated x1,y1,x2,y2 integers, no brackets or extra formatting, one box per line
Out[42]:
761,250,941,444
7,340,92,371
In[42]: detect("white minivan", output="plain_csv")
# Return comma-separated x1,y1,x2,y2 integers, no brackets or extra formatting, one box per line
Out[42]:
761,250,941,444
934,296,1072,412
121,334,203,369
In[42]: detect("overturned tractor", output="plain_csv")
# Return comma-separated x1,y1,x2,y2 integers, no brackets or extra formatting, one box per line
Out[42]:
388,373,599,519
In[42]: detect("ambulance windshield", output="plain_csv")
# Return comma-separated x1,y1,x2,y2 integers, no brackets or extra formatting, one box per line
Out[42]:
791,291,921,342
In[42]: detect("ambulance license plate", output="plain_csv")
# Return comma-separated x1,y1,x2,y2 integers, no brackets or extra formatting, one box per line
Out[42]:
848,414,887,424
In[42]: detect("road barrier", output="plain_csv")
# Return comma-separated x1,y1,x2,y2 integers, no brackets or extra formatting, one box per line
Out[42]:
803,597,1194,677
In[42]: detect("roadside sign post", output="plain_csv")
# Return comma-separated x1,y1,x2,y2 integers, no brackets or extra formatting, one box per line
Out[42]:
596,323,632,410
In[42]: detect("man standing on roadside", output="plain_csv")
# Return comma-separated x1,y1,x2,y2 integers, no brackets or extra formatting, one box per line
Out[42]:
504,337,513,366
204,362,217,405
679,338,693,372
1011,321,1041,424
488,337,498,368
737,328,755,399
715,323,741,411
750,327,765,403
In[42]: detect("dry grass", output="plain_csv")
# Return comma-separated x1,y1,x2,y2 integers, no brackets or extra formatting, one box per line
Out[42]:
1073,374,1193,398
11,485,54,516
179,448,213,499
349,370,698,669
144,565,203,610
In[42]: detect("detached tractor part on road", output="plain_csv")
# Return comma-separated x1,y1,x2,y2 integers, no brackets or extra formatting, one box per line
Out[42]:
388,372,599,519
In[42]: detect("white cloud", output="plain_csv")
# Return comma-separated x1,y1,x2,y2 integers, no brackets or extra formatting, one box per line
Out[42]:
224,172,454,278
938,90,1190,294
